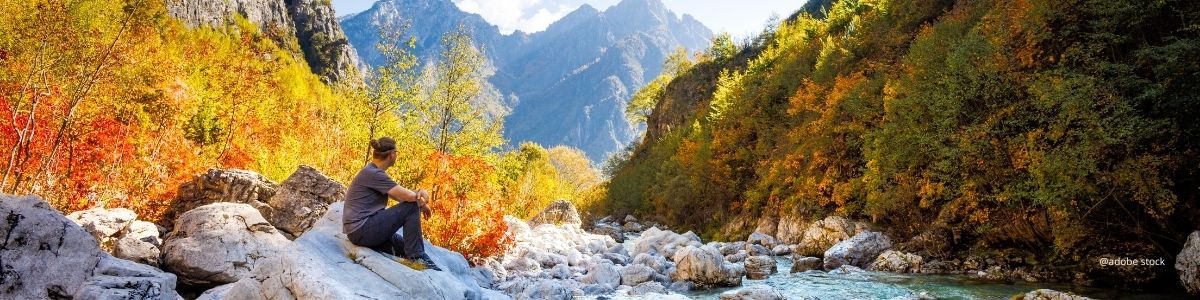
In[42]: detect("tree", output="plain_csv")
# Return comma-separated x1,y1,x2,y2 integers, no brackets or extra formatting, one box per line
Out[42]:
625,47,693,127
420,24,502,156
363,17,419,161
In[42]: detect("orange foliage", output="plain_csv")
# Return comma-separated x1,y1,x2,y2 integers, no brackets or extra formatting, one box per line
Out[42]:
418,151,510,265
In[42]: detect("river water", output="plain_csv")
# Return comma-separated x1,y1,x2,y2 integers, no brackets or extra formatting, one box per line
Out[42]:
594,234,1190,300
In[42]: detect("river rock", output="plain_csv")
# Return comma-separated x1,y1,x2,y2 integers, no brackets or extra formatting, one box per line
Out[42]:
1178,231,1200,294
501,278,574,300
0,194,181,299
720,241,746,255
1017,289,1095,300
870,250,923,273
633,227,703,259
718,284,785,300
263,165,346,239
771,244,792,256
159,168,277,231
747,232,780,249
624,215,639,224
623,222,644,232
629,281,668,296
726,251,750,263
745,255,778,279
214,202,507,299
746,243,772,256
529,200,582,227
593,222,625,243
671,245,745,288
791,255,823,273
162,202,289,287
824,231,893,270
620,264,657,286
796,216,866,256
581,260,622,289
633,252,674,275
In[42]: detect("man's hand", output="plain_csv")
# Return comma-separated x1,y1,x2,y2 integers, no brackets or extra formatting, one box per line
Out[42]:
416,189,433,219
420,204,432,219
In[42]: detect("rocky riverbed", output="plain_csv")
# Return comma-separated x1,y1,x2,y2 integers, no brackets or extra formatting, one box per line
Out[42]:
2,166,1198,299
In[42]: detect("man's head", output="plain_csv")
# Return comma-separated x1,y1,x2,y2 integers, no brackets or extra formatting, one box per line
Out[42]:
370,137,398,168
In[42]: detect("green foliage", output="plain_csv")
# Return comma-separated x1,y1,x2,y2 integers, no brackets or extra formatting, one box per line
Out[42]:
604,0,1200,282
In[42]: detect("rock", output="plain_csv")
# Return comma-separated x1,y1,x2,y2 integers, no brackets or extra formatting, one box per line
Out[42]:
550,264,572,279
774,215,807,244
725,251,749,263
264,165,346,239
746,244,771,256
67,207,137,248
76,254,180,300
753,216,779,237
114,220,163,266
1017,289,1095,300
196,283,234,300
720,241,746,255
668,281,692,292
0,194,181,299
632,252,674,275
581,260,622,289
747,232,779,249
215,202,505,299
829,265,867,275
593,223,625,243
870,250,923,273
718,284,785,300
501,278,573,300
620,264,657,286
745,255,778,279
671,245,745,288
629,281,668,296
67,207,163,267
796,216,867,256
1178,231,1200,294
162,202,289,287
823,231,893,270
632,227,702,259
791,255,823,273
771,244,792,256
159,168,278,231
529,200,582,227
624,215,639,224
623,222,644,232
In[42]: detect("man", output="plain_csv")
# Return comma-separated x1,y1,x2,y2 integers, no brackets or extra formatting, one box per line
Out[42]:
342,137,441,271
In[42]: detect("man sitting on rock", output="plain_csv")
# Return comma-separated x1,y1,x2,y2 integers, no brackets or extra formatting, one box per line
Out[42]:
343,137,442,271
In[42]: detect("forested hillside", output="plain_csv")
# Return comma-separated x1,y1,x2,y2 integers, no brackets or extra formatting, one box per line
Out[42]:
604,0,1200,287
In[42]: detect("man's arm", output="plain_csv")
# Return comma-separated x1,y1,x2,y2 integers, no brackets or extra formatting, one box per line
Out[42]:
386,186,422,203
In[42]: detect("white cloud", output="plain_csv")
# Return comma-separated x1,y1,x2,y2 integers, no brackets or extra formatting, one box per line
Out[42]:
453,0,575,34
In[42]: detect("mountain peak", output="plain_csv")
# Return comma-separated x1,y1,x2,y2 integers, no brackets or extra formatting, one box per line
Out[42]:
609,0,668,13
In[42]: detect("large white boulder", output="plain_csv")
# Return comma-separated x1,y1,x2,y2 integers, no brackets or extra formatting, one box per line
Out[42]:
528,200,582,228
213,202,508,299
671,245,745,288
580,260,622,289
796,216,867,256
67,207,163,266
0,194,180,299
1017,289,1095,300
1178,231,1200,294
823,231,893,270
633,227,703,259
162,202,289,287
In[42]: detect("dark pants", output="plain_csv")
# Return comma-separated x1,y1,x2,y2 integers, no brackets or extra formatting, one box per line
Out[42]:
347,201,424,258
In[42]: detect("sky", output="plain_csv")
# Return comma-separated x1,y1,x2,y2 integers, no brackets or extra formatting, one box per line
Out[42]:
332,0,807,39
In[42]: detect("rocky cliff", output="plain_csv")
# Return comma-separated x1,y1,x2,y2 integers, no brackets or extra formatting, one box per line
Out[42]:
166,0,363,84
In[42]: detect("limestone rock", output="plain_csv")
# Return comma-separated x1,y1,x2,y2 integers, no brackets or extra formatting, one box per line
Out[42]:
629,281,667,296
747,232,779,249
214,202,506,299
162,203,289,287
718,284,785,300
264,165,346,239
0,194,180,299
774,215,807,244
620,264,657,286
528,200,582,227
500,278,574,300
791,255,823,273
796,216,867,256
580,260,622,289
824,231,893,270
870,250,923,273
67,207,136,247
671,245,745,288
67,207,163,266
632,227,703,259
159,168,278,231
1178,231,1200,294
113,220,163,267
745,255,778,280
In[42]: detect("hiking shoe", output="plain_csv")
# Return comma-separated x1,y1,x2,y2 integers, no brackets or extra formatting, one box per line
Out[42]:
408,253,442,271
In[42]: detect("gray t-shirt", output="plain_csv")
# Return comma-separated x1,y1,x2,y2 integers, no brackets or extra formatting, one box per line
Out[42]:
342,162,399,234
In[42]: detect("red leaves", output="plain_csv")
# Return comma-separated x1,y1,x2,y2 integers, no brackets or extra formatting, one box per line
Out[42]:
419,151,511,265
